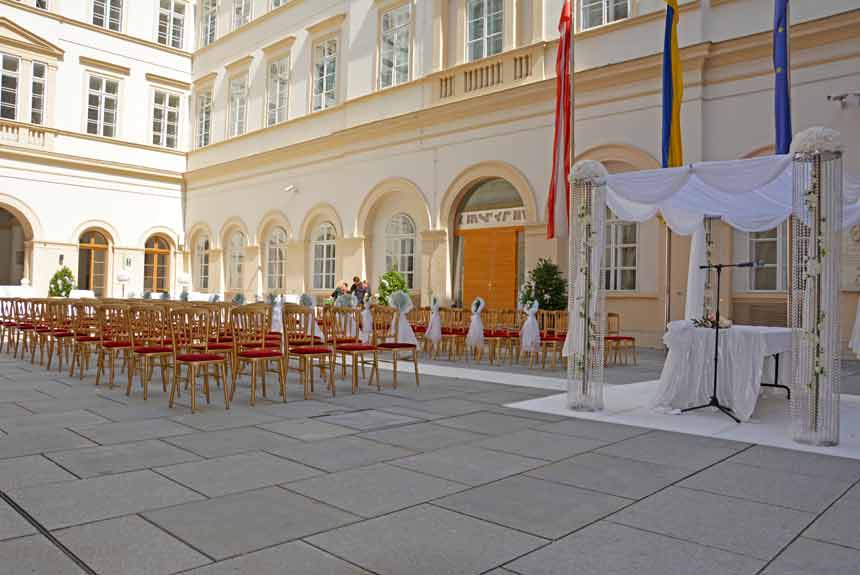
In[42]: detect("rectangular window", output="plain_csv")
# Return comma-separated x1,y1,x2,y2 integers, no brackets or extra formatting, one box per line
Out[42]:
158,0,186,49
152,90,180,148
271,0,288,7
227,75,248,137
581,0,629,30
93,0,123,32
232,0,251,30
196,90,212,147
266,56,289,127
0,54,19,121
86,75,118,137
604,209,637,291
467,0,503,62
749,227,787,291
201,0,217,47
380,3,411,89
30,62,46,125
312,38,337,112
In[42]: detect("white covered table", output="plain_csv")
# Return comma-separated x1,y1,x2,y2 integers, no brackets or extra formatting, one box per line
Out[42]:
652,320,792,421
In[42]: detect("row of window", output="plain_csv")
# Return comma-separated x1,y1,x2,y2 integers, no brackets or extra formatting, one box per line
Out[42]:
0,54,46,124
76,230,173,296
193,215,418,294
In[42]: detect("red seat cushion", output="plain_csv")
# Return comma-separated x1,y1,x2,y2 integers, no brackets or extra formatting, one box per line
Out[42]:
267,331,282,337
238,349,282,359
35,326,53,333
176,353,223,362
441,328,466,335
544,335,566,342
75,335,100,342
334,338,358,344
134,345,172,354
290,346,332,355
411,325,427,333
378,342,417,349
52,330,74,337
17,323,34,329
208,337,233,344
204,342,234,350
288,338,322,347
336,343,376,352
103,341,131,348
605,336,635,342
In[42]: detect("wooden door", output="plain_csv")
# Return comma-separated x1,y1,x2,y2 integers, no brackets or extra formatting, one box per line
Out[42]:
460,226,520,310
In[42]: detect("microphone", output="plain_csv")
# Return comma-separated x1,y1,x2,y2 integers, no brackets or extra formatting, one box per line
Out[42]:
734,261,756,268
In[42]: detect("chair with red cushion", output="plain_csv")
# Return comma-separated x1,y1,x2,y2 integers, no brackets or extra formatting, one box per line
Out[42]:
126,304,174,400
231,304,286,405
44,300,76,372
195,303,236,382
372,305,419,390
69,301,100,379
284,305,335,400
94,303,133,388
11,298,36,360
29,299,54,366
0,297,15,355
539,310,568,370
169,306,230,413
330,306,379,393
605,312,637,366
440,307,467,361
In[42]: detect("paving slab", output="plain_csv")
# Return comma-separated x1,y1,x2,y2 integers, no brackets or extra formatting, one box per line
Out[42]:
179,540,371,574
7,469,203,530
405,397,494,416
612,486,815,560
315,409,422,431
0,534,86,574
286,463,466,517
680,461,854,513
163,426,298,458
506,521,763,575
0,427,97,459
169,409,280,432
143,486,358,560
259,418,356,441
71,418,197,445
251,399,346,419
156,451,322,497
307,504,546,575
526,452,692,499
535,419,649,442
0,497,36,541
46,439,201,478
0,404,35,418
434,411,540,435
760,537,860,574
0,389,54,403
595,430,748,470
434,475,630,539
803,494,860,550
0,410,109,433
471,429,608,461
391,445,544,486
727,444,860,481
269,435,414,472
360,422,488,452
56,515,211,575
83,403,176,422
15,397,125,415
0,454,77,490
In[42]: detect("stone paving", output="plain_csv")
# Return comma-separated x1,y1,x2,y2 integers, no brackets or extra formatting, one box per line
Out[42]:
0,354,858,574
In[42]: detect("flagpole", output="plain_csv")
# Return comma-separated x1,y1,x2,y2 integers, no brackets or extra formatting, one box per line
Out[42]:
567,2,576,387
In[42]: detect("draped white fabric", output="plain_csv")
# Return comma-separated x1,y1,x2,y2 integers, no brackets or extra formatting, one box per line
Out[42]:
389,296,418,345
466,298,486,350
684,223,707,321
360,299,373,344
425,299,443,345
604,155,860,234
520,301,541,353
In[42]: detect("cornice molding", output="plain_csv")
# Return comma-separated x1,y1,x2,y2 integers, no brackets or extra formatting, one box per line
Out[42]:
306,14,347,35
225,55,254,74
575,0,701,40
0,16,64,59
192,72,218,87
262,35,296,56
193,0,304,58
145,73,191,91
79,56,130,76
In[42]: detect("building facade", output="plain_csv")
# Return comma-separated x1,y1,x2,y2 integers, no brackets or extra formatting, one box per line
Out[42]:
1,0,859,347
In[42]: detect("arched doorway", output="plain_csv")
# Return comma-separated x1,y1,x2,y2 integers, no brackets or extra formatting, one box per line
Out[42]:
144,235,172,294
78,230,109,296
0,207,26,286
453,178,526,309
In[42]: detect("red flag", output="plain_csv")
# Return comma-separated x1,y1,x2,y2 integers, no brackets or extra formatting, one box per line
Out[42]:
547,1,572,239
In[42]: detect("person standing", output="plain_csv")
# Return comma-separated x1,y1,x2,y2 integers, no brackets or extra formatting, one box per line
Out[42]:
350,276,367,305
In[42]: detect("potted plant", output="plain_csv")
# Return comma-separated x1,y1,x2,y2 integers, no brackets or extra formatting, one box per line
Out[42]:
48,266,75,298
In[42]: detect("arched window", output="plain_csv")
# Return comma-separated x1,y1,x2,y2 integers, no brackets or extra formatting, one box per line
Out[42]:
227,231,244,290
266,226,288,291
144,235,171,293
195,235,210,291
312,223,336,290
385,213,416,289
78,230,109,297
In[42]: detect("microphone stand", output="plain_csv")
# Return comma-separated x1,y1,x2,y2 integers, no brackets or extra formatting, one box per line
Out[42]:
681,261,755,424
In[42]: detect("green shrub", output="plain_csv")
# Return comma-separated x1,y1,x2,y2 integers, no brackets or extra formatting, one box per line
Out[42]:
520,258,567,311
48,266,75,297
377,268,407,306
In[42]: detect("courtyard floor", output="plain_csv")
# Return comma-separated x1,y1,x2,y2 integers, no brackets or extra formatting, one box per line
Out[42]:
0,353,858,574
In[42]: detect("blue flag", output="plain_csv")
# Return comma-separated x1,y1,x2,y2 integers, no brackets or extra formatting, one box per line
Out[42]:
774,0,792,154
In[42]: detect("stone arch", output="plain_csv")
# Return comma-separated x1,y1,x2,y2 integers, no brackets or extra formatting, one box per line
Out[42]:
138,226,180,249
300,203,344,241
71,220,118,246
186,222,213,247
439,161,538,232
0,194,39,241
574,144,660,173
218,217,250,248
356,178,431,237
256,209,293,246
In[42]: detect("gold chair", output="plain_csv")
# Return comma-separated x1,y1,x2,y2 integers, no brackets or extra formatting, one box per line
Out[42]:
605,312,637,366
232,304,286,405
126,304,173,400
330,306,379,393
94,303,132,388
284,306,336,400
372,306,419,389
69,301,100,379
539,310,567,369
169,307,230,413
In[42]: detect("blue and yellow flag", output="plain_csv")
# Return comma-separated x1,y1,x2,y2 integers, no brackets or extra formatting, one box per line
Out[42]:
661,0,683,168
774,0,792,154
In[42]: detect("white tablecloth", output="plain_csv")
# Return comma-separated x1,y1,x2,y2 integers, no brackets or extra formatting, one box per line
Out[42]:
652,320,792,421
0,285,34,298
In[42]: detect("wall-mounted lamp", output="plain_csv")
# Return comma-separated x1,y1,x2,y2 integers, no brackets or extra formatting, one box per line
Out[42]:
58,254,64,266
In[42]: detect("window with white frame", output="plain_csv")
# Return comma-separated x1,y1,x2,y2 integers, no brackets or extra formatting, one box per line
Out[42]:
266,226,288,291
232,0,251,30
272,0,289,7
201,0,217,47
312,223,336,290
312,38,337,112
467,0,503,62
0,54,19,121
581,0,629,30
379,3,411,89
158,0,186,49
195,235,210,290
196,89,212,148
604,208,637,291
93,0,123,32
30,62,46,125
151,90,180,148
227,231,244,290
749,227,787,291
227,74,248,137
385,214,416,289
266,56,289,127
86,75,119,137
